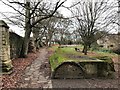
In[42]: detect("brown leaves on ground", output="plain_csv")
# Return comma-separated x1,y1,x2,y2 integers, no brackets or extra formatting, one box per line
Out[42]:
2,52,39,89
1,48,119,89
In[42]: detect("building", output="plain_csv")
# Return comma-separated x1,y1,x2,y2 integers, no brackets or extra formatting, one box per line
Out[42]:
97,34,119,50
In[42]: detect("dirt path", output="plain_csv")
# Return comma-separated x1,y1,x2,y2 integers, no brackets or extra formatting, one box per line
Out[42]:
18,48,119,89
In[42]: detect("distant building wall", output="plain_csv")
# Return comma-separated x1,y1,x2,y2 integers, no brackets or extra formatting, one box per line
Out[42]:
97,34,119,50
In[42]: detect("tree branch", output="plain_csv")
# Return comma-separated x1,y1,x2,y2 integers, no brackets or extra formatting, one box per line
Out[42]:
30,2,40,16
31,0,67,27
1,0,26,17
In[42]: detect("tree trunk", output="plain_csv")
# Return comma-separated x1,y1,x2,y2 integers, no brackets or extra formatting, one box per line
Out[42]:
89,44,91,48
46,38,49,46
60,36,63,45
31,14,37,52
33,32,38,51
48,34,53,47
20,26,31,57
48,37,52,47
20,2,31,58
48,40,52,47
82,44,88,55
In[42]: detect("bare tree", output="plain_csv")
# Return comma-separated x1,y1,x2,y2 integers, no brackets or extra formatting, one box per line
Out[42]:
71,0,117,55
1,0,66,57
35,17,58,47
32,12,65,47
56,18,72,45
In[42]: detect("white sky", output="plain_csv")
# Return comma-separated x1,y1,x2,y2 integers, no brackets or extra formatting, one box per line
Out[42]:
58,0,73,17
0,0,73,37
0,1,25,36
0,0,118,37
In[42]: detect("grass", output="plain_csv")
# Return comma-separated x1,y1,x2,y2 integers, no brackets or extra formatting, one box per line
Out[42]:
91,47,117,57
49,46,81,71
49,45,117,71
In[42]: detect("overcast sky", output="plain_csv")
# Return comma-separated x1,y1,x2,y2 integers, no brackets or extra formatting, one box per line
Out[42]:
0,0,118,36
0,0,73,36
0,1,24,36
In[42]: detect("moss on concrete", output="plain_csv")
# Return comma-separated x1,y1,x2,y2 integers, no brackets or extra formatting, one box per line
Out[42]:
49,46,115,79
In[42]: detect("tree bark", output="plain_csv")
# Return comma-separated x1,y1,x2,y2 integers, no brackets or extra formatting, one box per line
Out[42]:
20,2,31,58
60,35,63,45
82,44,88,55
20,25,31,57
48,33,53,47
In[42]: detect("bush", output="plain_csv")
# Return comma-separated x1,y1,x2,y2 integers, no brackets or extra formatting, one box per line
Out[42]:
99,49,113,53
91,46,113,53
91,46,99,51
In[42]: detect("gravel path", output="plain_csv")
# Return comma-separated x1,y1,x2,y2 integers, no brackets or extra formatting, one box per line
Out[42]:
18,48,52,88
18,48,119,89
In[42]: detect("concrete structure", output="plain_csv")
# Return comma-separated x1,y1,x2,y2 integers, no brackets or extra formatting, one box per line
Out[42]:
0,20,13,74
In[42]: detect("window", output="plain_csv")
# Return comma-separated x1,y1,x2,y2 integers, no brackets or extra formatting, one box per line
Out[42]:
99,45,103,47
110,45,114,47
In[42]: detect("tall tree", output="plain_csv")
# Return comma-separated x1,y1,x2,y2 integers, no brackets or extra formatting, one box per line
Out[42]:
71,0,117,55
57,18,72,45
1,0,66,57
32,12,64,47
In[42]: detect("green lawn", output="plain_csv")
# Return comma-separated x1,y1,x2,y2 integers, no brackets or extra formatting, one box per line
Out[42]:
49,45,117,71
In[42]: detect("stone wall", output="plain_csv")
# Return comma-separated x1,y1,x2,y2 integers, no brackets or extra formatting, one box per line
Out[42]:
0,20,13,73
52,62,84,79
52,61,115,79
0,20,24,73
97,34,119,50
9,32,23,59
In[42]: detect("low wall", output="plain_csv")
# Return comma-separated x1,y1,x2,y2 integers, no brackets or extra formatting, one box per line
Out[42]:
52,61,115,79
9,32,23,59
